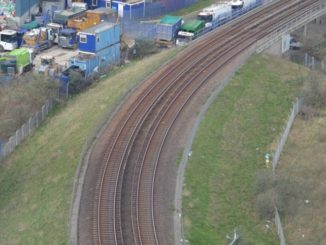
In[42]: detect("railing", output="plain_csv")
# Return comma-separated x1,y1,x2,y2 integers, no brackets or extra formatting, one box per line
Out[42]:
256,0,326,52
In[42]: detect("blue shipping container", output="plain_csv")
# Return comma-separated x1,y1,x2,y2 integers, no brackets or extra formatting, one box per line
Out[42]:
111,0,145,20
68,43,120,77
156,16,182,41
78,22,120,53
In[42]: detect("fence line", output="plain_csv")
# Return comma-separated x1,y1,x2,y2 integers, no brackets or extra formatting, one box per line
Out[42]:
275,207,287,245
0,91,62,161
272,99,302,173
272,98,303,245
290,52,326,73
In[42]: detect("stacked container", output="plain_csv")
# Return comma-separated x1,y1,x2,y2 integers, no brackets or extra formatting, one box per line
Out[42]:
68,22,121,78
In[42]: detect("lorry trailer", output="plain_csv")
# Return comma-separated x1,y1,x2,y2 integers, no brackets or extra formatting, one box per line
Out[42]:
197,4,232,29
22,27,55,53
176,19,205,46
156,15,182,47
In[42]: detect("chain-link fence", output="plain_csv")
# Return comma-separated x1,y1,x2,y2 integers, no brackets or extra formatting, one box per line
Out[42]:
272,99,302,173
289,52,326,73
0,90,65,161
275,207,287,245
271,99,303,245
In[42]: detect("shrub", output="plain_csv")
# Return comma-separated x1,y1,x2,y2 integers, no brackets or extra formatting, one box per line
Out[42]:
255,189,276,219
132,39,159,60
0,73,57,139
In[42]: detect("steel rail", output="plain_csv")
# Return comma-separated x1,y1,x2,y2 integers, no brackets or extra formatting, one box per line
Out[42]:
93,0,321,244
130,1,321,244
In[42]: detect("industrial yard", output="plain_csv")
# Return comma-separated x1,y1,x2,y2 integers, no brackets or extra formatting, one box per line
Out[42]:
0,0,325,244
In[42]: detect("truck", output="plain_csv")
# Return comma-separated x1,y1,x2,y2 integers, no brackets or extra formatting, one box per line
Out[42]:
231,0,261,11
58,28,78,49
22,27,55,53
156,15,183,47
0,29,18,52
0,48,33,76
197,4,232,29
230,0,244,10
46,23,63,44
176,20,205,46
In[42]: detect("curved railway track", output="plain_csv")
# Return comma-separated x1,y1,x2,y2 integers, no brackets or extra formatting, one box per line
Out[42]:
77,1,324,244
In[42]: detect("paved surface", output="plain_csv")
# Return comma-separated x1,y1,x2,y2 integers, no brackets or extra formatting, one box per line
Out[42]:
33,45,78,69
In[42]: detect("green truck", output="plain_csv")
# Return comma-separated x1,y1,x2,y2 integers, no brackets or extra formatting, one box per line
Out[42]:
0,48,33,77
176,19,205,46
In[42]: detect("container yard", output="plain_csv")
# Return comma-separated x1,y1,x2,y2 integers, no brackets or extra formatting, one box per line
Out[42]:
0,0,263,90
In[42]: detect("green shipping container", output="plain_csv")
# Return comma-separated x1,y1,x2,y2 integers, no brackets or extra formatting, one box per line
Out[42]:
7,48,30,69
160,15,182,25
181,19,205,33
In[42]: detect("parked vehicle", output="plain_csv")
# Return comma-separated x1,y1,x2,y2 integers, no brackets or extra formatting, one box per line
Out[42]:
197,4,232,29
59,28,78,49
156,15,182,47
231,0,261,11
176,20,205,46
22,27,55,53
176,0,261,46
290,37,303,50
0,48,33,76
46,23,63,44
0,29,18,51
230,0,244,10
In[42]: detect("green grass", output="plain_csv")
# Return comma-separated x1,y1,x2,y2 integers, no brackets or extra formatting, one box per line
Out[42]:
0,48,178,245
182,54,308,244
172,0,218,16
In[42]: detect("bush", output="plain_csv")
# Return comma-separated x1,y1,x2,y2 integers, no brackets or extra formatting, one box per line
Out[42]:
253,171,302,219
255,189,276,219
132,38,159,60
0,73,57,139
301,71,326,109
253,169,274,195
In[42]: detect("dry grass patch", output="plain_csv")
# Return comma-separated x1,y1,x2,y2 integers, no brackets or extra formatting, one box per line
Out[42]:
278,111,326,245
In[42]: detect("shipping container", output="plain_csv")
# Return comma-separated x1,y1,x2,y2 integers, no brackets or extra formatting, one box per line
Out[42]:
68,43,120,77
156,15,182,43
86,7,117,23
78,22,120,53
67,16,98,31
53,3,87,25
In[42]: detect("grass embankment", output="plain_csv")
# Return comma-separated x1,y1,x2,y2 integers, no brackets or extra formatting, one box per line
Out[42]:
0,48,178,244
279,114,326,244
182,54,307,244
172,0,218,16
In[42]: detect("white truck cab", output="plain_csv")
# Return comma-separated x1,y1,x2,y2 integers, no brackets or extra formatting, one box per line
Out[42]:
0,30,18,52
46,23,63,44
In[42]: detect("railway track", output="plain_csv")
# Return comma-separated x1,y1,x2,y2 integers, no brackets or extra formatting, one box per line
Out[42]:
77,1,324,244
